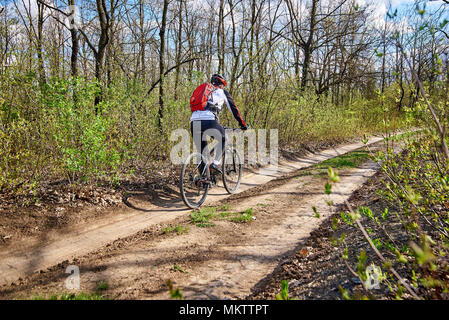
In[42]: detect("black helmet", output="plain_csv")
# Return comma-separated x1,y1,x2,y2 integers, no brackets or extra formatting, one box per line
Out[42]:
211,74,227,86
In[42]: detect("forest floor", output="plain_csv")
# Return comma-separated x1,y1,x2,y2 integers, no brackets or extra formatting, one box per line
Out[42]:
0,138,354,250
0,135,399,299
248,167,393,300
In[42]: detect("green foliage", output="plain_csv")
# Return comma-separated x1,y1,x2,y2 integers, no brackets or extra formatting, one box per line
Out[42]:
356,250,368,281
377,134,449,239
96,280,109,292
0,68,409,196
190,207,216,227
229,208,254,223
167,280,183,300
162,225,189,235
331,128,449,299
324,182,332,195
260,88,406,147
42,78,128,183
338,286,352,300
341,212,354,226
275,280,297,300
313,206,320,218
332,217,340,230
173,264,188,273
327,167,340,183
0,77,132,192
410,235,436,267
33,292,107,300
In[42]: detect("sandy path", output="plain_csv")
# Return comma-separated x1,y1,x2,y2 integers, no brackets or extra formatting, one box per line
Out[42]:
0,136,383,288
2,158,379,299
147,162,378,299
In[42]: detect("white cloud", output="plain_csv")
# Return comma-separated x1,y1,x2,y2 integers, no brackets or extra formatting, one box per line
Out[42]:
364,0,415,30
10,0,38,18
365,0,388,29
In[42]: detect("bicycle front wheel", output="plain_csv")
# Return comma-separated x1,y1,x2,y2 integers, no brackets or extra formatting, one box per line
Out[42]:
180,152,210,209
222,148,242,194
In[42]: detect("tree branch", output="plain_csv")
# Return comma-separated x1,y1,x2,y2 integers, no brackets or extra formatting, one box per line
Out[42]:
397,42,449,159
145,57,198,97
343,200,421,299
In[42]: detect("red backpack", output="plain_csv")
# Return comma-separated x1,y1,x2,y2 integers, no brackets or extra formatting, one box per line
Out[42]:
190,83,215,112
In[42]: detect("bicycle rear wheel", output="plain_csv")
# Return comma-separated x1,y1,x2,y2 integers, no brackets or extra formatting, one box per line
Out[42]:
222,148,242,194
180,152,210,209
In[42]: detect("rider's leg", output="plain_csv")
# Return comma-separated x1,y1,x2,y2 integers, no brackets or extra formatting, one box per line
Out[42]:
202,120,225,166
191,121,208,175
191,120,225,172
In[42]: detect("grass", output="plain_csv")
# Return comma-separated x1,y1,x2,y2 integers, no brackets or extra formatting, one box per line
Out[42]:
229,208,254,223
384,129,420,142
173,264,188,273
275,280,298,300
30,280,110,300
294,149,371,179
32,292,107,300
190,206,255,226
295,171,314,178
219,211,233,218
315,150,370,169
216,208,255,223
302,181,312,187
167,280,183,300
96,280,108,292
190,207,216,227
162,225,189,235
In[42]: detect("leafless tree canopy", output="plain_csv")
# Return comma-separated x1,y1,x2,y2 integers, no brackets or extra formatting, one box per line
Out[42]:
0,0,448,188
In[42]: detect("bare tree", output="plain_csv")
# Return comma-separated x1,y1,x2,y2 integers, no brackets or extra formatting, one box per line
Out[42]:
157,0,169,131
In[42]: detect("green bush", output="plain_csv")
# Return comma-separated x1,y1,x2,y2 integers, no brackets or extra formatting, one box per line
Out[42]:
0,71,411,195
41,78,129,183
330,129,449,299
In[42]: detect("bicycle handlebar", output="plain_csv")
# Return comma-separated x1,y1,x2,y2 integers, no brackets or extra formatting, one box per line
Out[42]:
223,125,250,131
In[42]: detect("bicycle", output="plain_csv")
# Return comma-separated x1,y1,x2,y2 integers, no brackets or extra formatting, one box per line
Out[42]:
179,127,244,209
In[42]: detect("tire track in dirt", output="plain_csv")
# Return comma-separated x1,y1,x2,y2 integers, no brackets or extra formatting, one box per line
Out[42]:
0,136,384,288
148,162,378,299
1,159,379,299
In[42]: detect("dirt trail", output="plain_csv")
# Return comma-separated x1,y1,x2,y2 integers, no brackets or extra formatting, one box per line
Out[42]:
0,136,383,289
147,162,378,300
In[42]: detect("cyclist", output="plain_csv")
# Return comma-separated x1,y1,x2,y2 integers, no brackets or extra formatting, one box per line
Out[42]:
190,74,247,174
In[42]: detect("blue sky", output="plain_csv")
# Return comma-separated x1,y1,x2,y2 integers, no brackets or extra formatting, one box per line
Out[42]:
1,0,447,28
355,0,448,28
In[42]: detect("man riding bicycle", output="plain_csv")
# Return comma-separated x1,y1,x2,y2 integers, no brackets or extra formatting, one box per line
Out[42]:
190,74,248,175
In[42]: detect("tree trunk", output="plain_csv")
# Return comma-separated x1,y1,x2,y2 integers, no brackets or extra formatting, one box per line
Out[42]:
37,1,46,85
94,0,110,110
69,0,79,78
300,0,318,90
218,0,225,74
174,0,183,99
157,0,169,131
381,20,387,93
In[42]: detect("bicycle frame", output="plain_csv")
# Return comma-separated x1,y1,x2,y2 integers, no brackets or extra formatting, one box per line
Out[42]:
180,127,243,208
198,127,242,179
